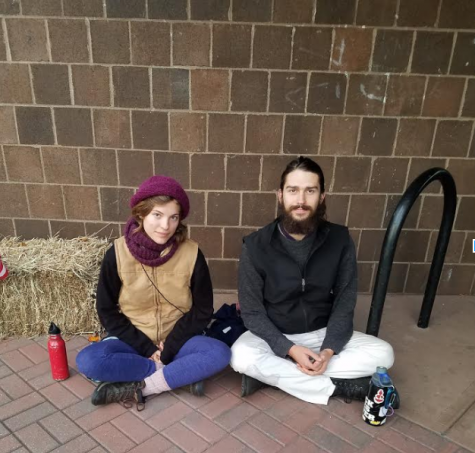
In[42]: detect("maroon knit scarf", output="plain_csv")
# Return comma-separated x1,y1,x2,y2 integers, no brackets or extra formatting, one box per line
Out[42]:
124,217,179,267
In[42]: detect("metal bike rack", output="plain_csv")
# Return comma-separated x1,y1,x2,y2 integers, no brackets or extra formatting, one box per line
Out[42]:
366,168,457,337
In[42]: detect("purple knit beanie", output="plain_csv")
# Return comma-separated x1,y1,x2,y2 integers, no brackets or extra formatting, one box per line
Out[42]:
130,175,190,219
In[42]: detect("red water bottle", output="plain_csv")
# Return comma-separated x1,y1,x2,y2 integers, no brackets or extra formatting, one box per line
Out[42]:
0,255,8,280
47,322,69,381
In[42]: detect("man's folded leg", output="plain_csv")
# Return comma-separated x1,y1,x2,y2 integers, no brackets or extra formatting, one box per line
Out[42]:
231,331,335,405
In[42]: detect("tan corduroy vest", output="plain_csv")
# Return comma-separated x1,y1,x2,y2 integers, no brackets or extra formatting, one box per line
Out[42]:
114,236,198,345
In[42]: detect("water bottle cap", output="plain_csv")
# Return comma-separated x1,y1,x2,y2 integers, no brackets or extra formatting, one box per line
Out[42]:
48,322,61,335
376,366,388,374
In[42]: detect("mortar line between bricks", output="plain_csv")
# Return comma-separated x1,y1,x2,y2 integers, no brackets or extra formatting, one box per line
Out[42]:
434,0,443,26
368,28,377,72
7,59,475,80
266,71,271,112
108,67,114,107
148,67,153,111
289,26,296,70
205,113,209,152
227,69,232,112
389,419,453,450
470,269,475,295
209,23,213,69
465,120,475,158
250,24,255,69
377,429,438,453
67,65,75,106
6,15,471,33
128,109,134,149
5,219,475,235
352,0,359,24
2,102,475,121
22,183,32,219
449,33,459,76
85,19,93,64
1,146,9,182
2,400,55,433
50,107,58,145
27,65,36,104
279,115,286,154
128,21,132,65
11,431,29,452
316,111,324,157
407,31,417,74
299,432,343,453
380,195,389,230
38,417,84,447
394,0,401,27
402,257,412,293
312,419,369,450
2,19,11,62
428,119,440,157
45,20,52,62
457,231,467,265
245,419,289,447
2,175,475,192
304,72,310,114
419,76,430,116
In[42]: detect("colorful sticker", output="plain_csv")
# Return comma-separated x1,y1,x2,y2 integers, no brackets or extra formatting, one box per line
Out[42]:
374,389,385,404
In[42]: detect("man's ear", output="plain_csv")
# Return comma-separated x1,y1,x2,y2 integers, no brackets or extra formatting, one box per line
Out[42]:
320,192,326,204
277,189,283,204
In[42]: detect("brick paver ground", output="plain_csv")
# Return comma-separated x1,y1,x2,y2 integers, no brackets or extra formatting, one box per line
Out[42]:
0,336,471,453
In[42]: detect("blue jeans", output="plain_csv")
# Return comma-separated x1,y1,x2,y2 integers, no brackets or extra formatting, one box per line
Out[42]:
76,335,231,389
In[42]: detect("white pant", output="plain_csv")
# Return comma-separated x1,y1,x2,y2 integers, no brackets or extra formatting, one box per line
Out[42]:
231,329,394,405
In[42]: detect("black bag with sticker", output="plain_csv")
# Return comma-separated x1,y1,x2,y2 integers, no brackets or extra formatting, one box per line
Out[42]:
204,303,247,347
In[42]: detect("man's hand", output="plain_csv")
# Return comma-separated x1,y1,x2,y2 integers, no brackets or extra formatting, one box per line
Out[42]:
289,346,334,376
302,348,334,375
288,345,321,372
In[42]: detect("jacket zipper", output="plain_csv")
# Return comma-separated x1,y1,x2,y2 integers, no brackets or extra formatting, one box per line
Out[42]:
277,228,327,334
300,273,308,331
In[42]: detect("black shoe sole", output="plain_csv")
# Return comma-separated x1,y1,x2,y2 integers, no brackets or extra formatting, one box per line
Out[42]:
189,380,205,397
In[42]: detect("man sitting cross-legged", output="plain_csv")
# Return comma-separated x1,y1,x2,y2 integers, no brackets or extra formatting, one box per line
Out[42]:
231,157,399,406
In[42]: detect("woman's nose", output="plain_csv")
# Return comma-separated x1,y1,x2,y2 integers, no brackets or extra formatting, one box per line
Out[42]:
160,218,169,230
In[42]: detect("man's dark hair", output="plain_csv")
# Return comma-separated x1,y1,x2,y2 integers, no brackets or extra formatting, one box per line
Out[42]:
279,156,326,192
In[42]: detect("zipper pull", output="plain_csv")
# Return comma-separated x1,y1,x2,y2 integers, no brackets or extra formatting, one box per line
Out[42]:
302,278,306,292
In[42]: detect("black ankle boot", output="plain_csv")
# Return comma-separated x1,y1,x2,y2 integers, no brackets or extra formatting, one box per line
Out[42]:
189,380,205,397
92,381,146,410
241,374,266,397
331,377,371,403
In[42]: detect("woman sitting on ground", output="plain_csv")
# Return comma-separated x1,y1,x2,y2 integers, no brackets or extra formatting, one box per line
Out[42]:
77,175,231,408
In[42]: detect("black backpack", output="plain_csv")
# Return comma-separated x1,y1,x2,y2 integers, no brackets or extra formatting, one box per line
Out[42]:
204,303,247,347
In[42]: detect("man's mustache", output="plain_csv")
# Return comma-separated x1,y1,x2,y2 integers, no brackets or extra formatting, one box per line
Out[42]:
290,204,312,211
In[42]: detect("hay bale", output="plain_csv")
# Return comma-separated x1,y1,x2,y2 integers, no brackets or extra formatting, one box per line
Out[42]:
0,236,110,338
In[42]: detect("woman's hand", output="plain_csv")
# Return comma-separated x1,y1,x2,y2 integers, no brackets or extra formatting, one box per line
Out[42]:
149,341,165,363
149,350,162,363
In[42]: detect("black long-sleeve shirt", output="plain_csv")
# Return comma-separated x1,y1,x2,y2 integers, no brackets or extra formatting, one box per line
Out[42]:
96,244,213,364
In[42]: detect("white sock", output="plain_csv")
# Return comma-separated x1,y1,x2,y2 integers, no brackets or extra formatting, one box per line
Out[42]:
143,365,171,397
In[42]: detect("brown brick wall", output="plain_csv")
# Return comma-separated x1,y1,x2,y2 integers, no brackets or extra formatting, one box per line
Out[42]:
0,0,474,295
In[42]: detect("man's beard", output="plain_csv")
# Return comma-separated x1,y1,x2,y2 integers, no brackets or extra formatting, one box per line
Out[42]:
280,203,321,235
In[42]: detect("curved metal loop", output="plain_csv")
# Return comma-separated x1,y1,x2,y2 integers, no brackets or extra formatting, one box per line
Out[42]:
366,168,457,337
